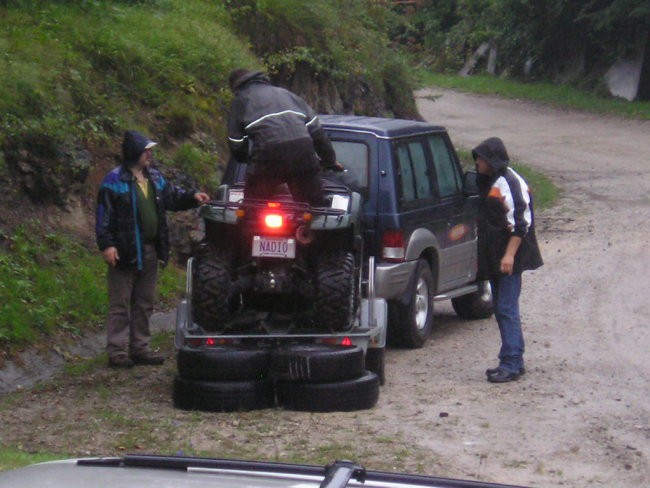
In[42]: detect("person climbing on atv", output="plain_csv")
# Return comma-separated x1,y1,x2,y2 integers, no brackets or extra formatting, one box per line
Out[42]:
226,68,343,206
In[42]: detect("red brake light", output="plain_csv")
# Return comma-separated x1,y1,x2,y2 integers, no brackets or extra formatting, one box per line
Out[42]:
206,338,216,346
264,214,284,228
382,230,406,262
341,337,352,346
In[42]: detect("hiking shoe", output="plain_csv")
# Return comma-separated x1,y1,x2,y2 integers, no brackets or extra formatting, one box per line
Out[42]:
130,351,165,366
486,366,525,377
487,368,521,383
108,356,135,369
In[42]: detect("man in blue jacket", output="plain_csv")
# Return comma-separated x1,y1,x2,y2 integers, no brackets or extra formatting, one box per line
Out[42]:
473,137,543,383
96,130,209,368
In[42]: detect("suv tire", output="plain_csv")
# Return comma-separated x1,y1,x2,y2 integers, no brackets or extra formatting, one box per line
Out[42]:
452,280,494,319
388,259,434,348
192,246,231,331
314,252,355,331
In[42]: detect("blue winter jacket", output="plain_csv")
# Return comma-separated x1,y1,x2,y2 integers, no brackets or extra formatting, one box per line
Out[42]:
95,165,198,270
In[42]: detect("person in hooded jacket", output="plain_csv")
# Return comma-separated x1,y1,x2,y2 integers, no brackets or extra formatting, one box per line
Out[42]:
473,137,543,383
96,130,210,368
226,68,341,206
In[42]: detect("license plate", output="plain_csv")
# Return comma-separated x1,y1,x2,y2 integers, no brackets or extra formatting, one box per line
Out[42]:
252,236,296,258
228,189,244,203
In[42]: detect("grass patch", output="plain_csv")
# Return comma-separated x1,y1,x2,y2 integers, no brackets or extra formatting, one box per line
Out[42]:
418,72,650,120
0,223,106,345
0,447,63,472
0,222,184,349
0,0,258,186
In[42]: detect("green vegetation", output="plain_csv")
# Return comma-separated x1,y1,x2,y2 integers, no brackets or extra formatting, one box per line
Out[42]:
418,72,650,120
0,0,416,351
0,0,257,177
0,223,106,344
394,0,649,88
0,222,184,348
227,0,418,118
0,447,63,472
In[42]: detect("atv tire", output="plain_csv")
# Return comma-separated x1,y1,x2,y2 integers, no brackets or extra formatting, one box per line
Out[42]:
192,246,231,332
314,252,355,331
270,344,364,382
172,376,274,412
177,346,271,382
276,371,379,412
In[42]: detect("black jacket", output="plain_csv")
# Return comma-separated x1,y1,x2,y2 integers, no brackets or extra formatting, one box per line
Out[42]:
96,164,199,270
227,71,336,167
473,137,543,277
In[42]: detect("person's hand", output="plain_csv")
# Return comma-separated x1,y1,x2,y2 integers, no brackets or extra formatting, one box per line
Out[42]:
194,192,210,204
102,246,119,267
500,254,515,275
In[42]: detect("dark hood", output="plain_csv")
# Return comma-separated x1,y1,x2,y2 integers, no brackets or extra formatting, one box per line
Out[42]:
230,70,271,92
472,137,510,172
122,130,157,166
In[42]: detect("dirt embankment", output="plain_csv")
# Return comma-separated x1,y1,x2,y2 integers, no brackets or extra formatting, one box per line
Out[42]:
1,89,649,487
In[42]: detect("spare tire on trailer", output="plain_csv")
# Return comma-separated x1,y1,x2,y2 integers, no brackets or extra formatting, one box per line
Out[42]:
177,346,271,382
313,252,356,331
172,376,274,412
270,344,364,382
276,371,379,412
192,245,232,332
364,347,386,386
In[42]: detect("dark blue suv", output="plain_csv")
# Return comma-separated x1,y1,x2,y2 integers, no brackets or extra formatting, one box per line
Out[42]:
320,115,492,347
222,115,493,348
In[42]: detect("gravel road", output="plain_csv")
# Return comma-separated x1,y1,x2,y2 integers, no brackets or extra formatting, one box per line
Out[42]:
377,88,650,486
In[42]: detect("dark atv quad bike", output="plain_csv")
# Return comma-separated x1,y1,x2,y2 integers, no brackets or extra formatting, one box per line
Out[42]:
190,178,363,334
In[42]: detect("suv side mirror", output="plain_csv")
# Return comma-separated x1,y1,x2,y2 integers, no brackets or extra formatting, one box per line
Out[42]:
463,171,479,196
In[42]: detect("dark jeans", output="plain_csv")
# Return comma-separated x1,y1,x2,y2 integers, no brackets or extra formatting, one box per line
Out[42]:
245,138,324,206
490,273,525,372
106,244,158,359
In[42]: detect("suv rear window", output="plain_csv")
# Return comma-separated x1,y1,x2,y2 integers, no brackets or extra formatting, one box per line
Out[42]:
331,140,369,191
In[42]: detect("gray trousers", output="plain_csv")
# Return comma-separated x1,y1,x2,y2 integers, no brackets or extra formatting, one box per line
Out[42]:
106,244,158,359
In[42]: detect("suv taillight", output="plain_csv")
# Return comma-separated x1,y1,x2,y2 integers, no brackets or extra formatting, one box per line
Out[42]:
382,230,406,262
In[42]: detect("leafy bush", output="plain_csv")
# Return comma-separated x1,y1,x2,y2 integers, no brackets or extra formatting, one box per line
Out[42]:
173,143,221,190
